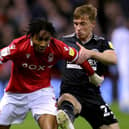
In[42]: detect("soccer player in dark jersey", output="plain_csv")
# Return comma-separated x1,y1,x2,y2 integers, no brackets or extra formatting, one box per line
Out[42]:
0,18,102,129
57,4,120,129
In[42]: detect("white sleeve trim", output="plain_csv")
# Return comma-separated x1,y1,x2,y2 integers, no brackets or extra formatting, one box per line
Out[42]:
0,60,3,64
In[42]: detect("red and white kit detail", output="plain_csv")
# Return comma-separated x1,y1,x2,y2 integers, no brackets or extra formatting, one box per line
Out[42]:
0,35,78,93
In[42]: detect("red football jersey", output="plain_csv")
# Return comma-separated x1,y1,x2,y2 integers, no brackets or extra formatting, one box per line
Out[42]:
0,35,78,93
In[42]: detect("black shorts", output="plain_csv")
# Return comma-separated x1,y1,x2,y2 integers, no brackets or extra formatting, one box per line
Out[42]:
75,95,118,129
60,85,118,129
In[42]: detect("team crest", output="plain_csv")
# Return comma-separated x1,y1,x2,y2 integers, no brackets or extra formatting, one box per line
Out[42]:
48,53,54,62
26,54,30,59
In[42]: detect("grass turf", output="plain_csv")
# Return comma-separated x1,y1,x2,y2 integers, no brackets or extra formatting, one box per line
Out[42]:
11,102,129,129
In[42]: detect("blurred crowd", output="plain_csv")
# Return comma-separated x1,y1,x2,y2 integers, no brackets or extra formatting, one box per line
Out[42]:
0,0,129,111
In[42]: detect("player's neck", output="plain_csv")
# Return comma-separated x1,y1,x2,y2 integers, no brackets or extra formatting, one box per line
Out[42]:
81,32,92,44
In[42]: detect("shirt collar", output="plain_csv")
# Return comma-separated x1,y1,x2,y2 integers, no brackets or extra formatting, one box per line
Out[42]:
30,39,33,46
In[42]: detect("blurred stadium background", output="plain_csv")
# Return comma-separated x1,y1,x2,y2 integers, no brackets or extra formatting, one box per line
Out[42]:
0,0,129,128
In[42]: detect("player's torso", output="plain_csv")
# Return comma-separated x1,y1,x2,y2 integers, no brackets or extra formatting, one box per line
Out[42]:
13,40,59,77
6,37,61,93
60,34,108,89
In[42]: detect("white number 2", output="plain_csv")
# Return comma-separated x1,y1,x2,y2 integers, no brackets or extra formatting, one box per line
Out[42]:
100,104,112,117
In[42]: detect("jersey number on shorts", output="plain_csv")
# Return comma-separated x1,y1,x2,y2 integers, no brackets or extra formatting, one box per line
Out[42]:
100,104,113,117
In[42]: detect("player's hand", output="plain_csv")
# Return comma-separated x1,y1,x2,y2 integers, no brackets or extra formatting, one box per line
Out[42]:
76,42,87,64
89,73,104,86
76,42,92,64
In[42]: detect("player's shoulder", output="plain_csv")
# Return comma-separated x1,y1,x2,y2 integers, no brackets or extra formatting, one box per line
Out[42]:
93,34,114,49
60,33,76,41
12,35,29,45
59,33,77,45
61,33,75,39
50,37,66,49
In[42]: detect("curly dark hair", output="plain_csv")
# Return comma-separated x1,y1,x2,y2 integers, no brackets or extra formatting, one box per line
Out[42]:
26,18,56,37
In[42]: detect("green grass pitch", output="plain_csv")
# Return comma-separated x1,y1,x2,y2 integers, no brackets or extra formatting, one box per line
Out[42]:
11,102,129,129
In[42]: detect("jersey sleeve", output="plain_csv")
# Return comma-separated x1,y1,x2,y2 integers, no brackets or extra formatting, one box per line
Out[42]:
52,38,79,63
0,40,18,64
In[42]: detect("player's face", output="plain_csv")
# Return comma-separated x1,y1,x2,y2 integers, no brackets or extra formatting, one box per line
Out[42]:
73,15,95,41
32,30,51,53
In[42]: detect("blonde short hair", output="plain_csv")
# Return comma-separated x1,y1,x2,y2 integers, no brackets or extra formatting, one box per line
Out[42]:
73,4,97,22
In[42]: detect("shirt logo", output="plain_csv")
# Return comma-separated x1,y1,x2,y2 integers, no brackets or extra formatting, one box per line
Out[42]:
66,63,82,69
22,63,45,71
22,63,53,71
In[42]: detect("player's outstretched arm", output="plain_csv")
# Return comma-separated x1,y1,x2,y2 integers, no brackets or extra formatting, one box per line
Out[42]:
75,43,104,86
58,40,104,86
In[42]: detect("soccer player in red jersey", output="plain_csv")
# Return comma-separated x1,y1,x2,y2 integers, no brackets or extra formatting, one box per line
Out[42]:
0,18,102,129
